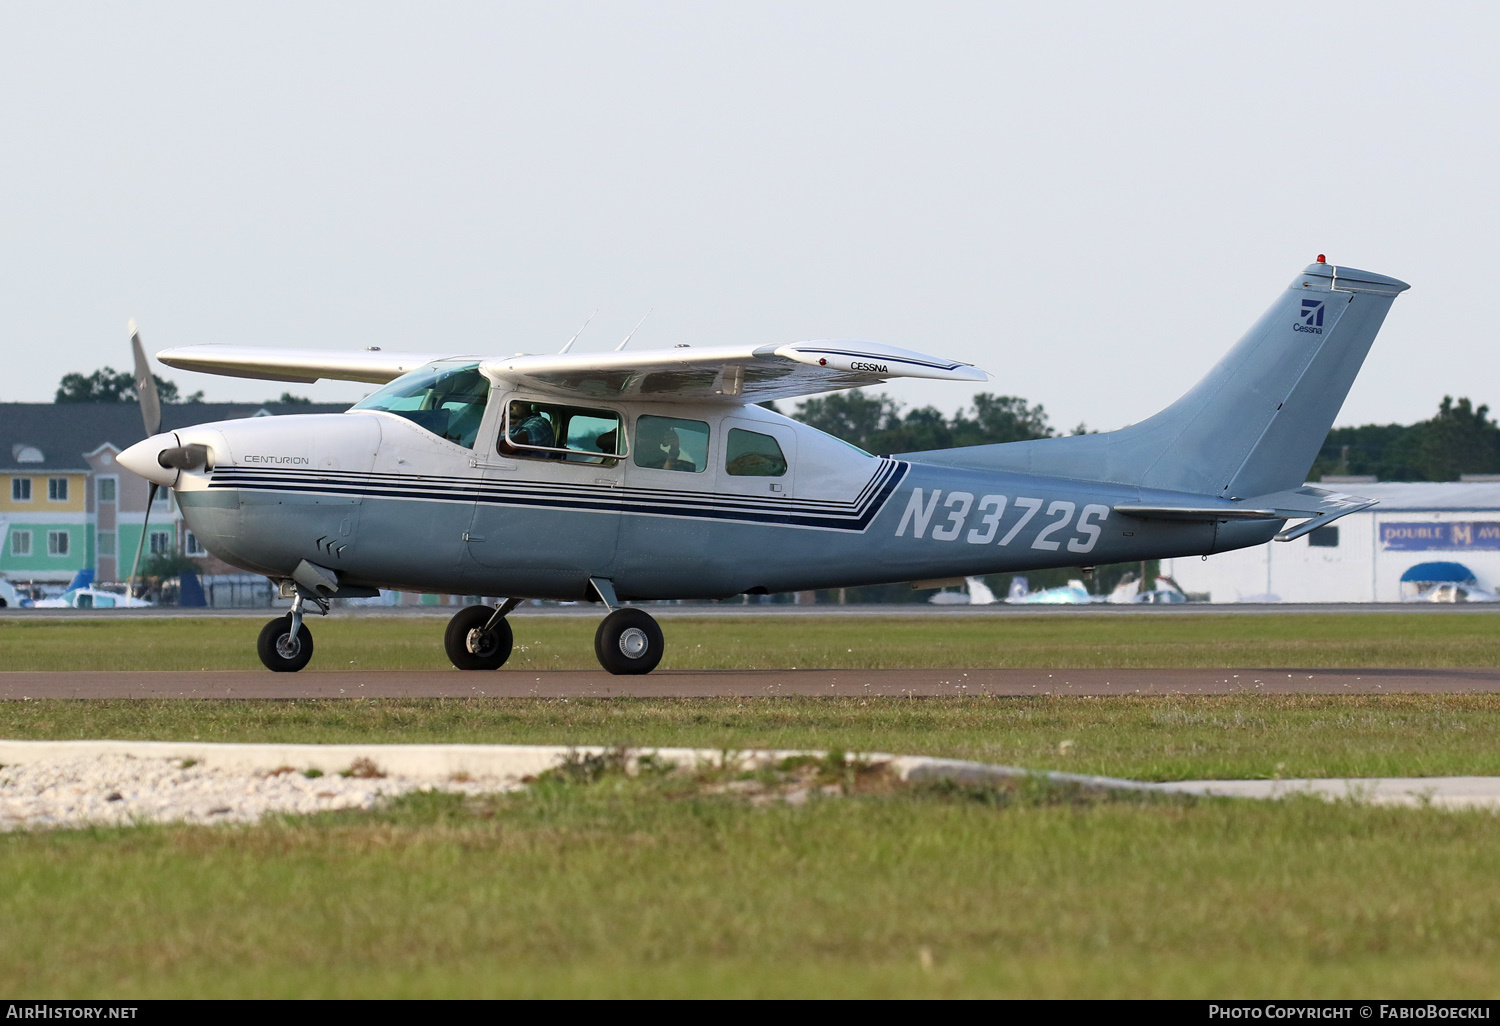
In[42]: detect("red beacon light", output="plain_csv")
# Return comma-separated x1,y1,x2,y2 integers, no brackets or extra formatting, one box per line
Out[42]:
1316,254,1327,263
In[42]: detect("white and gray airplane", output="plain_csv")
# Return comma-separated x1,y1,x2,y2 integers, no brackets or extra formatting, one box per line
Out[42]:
116,257,1407,674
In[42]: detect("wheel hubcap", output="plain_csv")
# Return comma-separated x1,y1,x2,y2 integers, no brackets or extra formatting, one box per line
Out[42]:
466,627,495,656
618,626,649,659
275,634,301,660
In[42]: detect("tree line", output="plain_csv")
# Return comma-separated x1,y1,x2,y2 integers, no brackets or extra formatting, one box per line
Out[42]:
54,367,307,406
768,390,1065,453
1310,396,1500,481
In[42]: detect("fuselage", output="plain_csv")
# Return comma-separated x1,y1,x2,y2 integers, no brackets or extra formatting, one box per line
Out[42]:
126,381,1279,602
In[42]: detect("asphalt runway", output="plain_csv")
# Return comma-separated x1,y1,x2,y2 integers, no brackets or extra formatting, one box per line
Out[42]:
3,667,1499,699
5,602,1500,620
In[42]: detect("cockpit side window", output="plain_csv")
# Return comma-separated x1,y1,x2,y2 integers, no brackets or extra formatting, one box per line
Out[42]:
725,428,787,476
633,416,709,474
351,363,490,449
500,400,624,464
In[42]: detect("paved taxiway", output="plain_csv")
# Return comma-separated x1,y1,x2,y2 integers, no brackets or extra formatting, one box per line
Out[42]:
3,667,1498,699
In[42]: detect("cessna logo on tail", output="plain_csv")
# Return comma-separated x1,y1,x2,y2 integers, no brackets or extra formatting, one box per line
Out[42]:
1294,299,1325,334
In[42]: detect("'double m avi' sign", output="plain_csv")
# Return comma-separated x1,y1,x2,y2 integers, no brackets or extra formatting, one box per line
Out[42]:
1381,521,1500,551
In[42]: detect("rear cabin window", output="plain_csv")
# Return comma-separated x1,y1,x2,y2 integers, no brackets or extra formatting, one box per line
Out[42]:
351,363,490,449
725,428,787,477
501,400,623,464
633,416,709,474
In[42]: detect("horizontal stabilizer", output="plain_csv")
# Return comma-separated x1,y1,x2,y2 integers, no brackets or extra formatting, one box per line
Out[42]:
1113,504,1279,522
156,345,466,384
1115,485,1376,541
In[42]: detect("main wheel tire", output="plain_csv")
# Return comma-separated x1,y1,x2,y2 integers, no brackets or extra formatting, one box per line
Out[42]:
444,605,514,670
257,615,315,673
594,608,664,675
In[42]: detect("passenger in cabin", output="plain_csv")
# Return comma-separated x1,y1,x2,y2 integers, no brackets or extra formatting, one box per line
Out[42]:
637,421,696,473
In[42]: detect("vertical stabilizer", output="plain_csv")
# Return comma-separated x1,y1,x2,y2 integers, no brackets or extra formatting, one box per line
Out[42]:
903,259,1410,498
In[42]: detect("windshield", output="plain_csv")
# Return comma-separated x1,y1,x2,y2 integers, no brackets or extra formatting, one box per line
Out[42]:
352,363,490,449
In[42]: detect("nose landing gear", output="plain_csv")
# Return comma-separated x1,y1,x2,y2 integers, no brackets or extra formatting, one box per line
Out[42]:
257,591,322,672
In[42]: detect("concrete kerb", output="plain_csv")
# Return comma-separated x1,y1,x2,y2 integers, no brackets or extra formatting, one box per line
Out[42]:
0,740,1162,791
4,741,1500,808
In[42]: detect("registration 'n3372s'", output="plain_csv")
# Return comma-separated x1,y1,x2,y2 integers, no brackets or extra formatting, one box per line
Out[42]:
116,256,1408,674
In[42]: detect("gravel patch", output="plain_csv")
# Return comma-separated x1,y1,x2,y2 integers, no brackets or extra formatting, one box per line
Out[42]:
0,754,522,832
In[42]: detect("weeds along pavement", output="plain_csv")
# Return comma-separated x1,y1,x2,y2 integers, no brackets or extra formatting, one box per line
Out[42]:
6,755,1500,998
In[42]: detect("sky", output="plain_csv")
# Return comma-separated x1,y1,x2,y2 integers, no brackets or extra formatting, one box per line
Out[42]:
1,2,1496,433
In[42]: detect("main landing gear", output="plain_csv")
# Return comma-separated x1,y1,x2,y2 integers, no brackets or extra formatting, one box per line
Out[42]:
443,597,519,670
442,579,665,676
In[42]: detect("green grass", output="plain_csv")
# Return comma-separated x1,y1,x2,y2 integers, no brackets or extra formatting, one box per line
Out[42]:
3,612,1500,670
6,612,1500,997
6,783,1500,998
7,694,1500,781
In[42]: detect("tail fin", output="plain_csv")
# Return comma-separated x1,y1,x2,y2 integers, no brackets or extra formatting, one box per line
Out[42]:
904,259,1410,498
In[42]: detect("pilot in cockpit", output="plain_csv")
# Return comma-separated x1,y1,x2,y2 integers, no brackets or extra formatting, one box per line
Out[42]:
510,403,556,450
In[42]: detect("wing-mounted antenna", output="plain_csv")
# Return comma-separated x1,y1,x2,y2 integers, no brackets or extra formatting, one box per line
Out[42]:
127,319,163,600
558,309,598,355
614,309,653,352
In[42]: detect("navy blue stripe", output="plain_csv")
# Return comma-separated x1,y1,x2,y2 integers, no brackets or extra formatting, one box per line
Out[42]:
205,461,908,531
208,461,900,515
210,461,904,513
208,473,882,517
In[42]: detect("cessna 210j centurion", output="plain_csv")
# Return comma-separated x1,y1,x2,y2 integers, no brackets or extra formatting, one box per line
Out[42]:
116,257,1407,674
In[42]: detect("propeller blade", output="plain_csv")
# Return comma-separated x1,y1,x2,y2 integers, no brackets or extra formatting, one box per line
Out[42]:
130,320,162,437
127,481,158,598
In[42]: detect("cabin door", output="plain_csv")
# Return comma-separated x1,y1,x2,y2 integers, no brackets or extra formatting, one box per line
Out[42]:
715,418,797,501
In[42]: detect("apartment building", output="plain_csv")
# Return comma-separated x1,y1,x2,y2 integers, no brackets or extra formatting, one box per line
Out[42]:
0,402,346,584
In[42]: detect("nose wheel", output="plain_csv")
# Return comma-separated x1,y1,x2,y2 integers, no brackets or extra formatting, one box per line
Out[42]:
444,600,518,670
257,613,315,672
594,607,664,675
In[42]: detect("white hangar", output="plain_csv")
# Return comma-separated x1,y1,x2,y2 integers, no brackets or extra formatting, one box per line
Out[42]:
1159,481,1500,603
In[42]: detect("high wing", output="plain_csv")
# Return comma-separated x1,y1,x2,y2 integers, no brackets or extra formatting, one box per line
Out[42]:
156,345,472,384
156,338,987,401
480,339,986,403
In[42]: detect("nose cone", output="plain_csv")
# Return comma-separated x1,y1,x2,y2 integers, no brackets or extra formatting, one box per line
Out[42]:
117,432,182,487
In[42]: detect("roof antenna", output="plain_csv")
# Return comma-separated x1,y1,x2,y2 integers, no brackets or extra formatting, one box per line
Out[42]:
615,308,653,352
558,309,598,355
